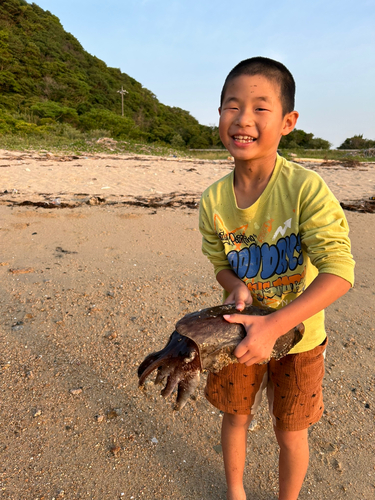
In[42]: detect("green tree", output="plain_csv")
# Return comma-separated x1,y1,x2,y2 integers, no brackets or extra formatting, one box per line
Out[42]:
338,134,375,149
280,128,330,149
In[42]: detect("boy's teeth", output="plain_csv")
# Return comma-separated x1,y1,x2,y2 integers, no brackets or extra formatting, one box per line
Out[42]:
234,135,255,143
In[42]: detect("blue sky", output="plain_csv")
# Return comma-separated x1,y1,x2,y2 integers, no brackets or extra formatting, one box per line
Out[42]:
34,0,375,147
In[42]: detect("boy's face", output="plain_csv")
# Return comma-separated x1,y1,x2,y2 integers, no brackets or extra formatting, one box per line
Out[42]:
219,74,298,163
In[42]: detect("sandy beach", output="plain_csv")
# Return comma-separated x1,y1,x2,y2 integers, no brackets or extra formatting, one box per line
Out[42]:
0,150,374,499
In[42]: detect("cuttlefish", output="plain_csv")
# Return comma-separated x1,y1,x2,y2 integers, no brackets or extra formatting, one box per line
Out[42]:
138,304,304,410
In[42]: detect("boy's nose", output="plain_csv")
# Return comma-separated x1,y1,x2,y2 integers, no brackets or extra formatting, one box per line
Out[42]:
235,110,255,127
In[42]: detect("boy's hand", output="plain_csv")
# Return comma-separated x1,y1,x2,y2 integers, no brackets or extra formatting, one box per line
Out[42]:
223,313,279,365
223,281,253,312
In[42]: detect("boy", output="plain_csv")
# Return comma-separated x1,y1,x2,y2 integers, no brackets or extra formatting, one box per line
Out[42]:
199,57,355,500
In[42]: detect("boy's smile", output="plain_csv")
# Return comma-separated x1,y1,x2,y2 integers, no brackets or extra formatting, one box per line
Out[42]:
219,74,298,164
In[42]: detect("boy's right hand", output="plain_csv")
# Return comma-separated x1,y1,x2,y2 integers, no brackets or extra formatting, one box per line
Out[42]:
224,281,253,311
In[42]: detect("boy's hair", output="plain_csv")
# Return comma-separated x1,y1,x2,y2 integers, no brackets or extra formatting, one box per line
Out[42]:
220,56,296,115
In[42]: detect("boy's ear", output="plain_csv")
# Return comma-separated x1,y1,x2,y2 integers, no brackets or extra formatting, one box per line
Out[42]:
281,110,299,136
218,107,221,116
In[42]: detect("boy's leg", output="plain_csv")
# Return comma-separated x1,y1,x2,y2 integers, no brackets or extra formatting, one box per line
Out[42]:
221,412,253,500
205,363,267,500
268,338,327,500
274,427,309,500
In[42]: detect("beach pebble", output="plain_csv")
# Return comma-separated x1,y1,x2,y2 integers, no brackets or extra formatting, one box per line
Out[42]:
248,419,258,431
110,445,121,456
54,489,65,498
89,306,101,313
107,408,122,419
69,388,83,395
11,323,24,331
105,331,117,340
333,458,343,472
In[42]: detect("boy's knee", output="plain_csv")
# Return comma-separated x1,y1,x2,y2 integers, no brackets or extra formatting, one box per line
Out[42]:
223,412,253,429
274,427,308,451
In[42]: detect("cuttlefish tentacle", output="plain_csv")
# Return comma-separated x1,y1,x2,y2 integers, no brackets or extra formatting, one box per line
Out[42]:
160,371,182,398
138,331,198,388
137,353,169,387
175,371,201,410
154,365,170,385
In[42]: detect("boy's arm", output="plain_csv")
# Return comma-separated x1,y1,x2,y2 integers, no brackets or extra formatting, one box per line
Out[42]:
224,273,351,366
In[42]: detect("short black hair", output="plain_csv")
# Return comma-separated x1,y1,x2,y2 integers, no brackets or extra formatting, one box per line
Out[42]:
220,56,296,115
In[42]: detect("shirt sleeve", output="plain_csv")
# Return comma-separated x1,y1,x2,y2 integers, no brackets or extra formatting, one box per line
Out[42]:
299,172,355,286
199,194,232,275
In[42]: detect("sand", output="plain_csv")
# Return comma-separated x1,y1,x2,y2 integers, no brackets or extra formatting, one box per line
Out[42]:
0,150,374,500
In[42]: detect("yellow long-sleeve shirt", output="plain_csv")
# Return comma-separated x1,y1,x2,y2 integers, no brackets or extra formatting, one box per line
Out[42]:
199,155,355,353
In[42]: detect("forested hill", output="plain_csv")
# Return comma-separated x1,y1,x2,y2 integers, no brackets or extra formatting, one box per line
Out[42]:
0,0,220,148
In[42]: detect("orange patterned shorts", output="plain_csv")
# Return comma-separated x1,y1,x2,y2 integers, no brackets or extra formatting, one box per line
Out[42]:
205,338,327,431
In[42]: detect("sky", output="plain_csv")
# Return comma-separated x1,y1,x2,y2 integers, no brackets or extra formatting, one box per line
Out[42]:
33,0,375,148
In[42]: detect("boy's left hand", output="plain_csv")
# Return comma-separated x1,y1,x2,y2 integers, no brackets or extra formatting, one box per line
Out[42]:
223,313,280,366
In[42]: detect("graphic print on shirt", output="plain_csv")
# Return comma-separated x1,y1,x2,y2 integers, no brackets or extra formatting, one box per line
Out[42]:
214,214,306,307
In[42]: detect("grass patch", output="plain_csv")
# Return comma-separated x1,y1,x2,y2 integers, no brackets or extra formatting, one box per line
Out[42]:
279,149,375,162
0,132,190,158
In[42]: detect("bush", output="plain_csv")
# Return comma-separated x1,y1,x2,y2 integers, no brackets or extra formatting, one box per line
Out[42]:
170,133,186,148
44,122,83,139
30,101,79,125
79,108,135,137
0,109,46,135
